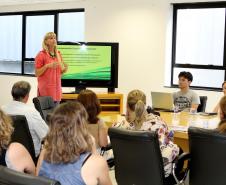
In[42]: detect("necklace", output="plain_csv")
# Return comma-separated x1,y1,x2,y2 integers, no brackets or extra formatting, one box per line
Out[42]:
49,52,55,58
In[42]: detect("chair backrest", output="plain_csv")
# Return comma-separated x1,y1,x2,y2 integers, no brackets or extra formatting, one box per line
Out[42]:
188,127,226,185
108,127,165,185
0,165,60,185
33,96,55,122
146,105,160,116
197,96,207,112
10,115,36,164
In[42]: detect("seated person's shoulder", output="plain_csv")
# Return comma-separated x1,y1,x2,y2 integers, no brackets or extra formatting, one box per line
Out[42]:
189,89,198,95
82,154,108,175
7,142,30,167
89,153,106,163
7,142,28,157
173,90,182,98
189,89,200,103
140,113,167,130
81,153,111,185
218,120,226,133
27,106,46,120
98,118,107,128
172,91,178,96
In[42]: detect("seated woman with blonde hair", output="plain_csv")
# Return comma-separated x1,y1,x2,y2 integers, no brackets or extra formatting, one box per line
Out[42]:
0,108,35,174
78,89,108,149
217,96,226,133
37,101,112,185
113,89,180,180
213,81,226,113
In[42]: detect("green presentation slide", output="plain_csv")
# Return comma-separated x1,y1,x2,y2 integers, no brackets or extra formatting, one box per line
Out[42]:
58,45,111,80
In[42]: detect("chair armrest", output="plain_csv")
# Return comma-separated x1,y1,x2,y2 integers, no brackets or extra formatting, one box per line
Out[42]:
100,144,112,156
100,144,114,168
175,152,190,164
173,152,190,184
146,106,160,116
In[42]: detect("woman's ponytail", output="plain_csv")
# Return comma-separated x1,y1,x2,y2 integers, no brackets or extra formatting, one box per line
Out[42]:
134,100,146,129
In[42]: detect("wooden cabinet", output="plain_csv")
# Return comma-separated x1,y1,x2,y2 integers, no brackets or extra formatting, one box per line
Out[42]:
62,93,123,114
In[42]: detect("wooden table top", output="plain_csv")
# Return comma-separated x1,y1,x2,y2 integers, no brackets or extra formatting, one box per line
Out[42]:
100,112,219,140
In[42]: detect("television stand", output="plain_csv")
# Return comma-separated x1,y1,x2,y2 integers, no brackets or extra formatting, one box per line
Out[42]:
108,87,115,92
61,93,123,114
74,86,86,94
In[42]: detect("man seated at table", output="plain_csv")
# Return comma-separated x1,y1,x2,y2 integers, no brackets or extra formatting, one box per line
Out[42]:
1,81,48,158
173,71,200,112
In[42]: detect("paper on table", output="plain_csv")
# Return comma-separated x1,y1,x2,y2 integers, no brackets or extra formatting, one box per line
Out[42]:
169,125,188,132
194,117,219,129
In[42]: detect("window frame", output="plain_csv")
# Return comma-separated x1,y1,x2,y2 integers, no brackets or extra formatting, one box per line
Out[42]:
171,2,226,91
0,8,84,76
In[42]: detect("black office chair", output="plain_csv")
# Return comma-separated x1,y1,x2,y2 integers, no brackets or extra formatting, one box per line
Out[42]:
108,127,174,185
10,115,36,164
100,144,114,168
146,105,160,116
174,127,226,185
0,165,60,185
33,96,55,122
197,96,207,112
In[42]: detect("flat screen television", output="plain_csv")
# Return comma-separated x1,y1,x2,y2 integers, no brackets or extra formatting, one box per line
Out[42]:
57,42,119,93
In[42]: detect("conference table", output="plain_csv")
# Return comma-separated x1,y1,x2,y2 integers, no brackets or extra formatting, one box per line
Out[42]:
161,111,219,152
101,112,219,152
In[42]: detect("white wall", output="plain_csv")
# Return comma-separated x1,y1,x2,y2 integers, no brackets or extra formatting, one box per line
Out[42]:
0,0,223,112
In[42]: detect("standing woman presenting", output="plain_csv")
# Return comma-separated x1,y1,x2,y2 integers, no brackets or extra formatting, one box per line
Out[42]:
35,32,68,104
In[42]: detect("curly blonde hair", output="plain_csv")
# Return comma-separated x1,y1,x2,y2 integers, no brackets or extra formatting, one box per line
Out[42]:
44,101,93,163
0,109,13,155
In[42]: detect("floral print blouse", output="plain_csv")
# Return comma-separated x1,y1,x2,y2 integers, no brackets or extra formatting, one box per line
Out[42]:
113,113,179,177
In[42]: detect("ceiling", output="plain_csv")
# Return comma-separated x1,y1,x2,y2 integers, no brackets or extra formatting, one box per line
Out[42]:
0,0,81,6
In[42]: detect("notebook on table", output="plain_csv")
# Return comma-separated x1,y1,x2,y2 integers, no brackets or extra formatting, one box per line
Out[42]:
151,91,175,112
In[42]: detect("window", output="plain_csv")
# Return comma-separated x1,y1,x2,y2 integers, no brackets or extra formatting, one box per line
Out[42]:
172,2,226,90
58,12,85,42
0,15,22,73
25,15,55,74
0,9,84,75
